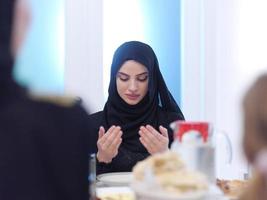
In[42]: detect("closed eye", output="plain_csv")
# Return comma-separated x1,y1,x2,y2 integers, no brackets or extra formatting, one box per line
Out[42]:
136,73,148,82
117,73,129,81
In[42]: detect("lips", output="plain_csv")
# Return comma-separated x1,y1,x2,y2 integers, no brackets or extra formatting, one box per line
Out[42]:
125,94,140,100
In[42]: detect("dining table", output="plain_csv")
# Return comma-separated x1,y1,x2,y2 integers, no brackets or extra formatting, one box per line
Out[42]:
94,172,231,200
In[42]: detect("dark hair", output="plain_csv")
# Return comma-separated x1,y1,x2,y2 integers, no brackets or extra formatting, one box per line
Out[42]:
243,74,267,162
0,0,16,83
241,74,267,200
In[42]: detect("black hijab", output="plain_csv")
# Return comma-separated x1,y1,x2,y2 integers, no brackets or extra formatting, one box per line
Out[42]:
0,0,15,83
0,0,25,101
103,41,184,152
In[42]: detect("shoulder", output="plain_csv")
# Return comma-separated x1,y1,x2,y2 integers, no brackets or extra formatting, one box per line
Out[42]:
28,93,81,108
2,93,90,139
23,93,90,126
27,93,90,118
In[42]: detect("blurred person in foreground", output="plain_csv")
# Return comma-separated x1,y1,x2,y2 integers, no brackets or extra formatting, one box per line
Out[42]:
0,0,92,199
240,74,267,200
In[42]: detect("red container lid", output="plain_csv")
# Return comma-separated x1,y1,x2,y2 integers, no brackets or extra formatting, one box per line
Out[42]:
173,121,210,142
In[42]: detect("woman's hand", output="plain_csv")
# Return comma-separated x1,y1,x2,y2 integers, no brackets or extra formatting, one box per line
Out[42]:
139,125,169,155
96,126,122,163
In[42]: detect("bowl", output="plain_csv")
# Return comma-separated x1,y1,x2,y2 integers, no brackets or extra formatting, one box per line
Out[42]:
131,180,208,200
97,172,133,187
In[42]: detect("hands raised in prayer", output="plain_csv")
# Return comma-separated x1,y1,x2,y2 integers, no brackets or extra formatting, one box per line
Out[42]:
96,124,169,162
96,126,122,163
139,125,169,155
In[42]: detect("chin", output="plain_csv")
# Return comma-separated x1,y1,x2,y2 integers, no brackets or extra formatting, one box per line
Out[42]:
125,99,140,105
126,101,138,105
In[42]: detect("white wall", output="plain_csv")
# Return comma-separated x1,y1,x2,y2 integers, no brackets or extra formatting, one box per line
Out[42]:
65,0,104,113
182,0,245,179
182,0,267,179
65,0,267,179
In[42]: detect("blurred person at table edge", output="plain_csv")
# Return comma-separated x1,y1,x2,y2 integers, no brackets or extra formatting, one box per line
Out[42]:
0,0,93,200
240,74,267,200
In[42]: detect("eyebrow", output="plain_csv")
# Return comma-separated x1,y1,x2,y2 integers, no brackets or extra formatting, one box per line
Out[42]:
117,72,148,76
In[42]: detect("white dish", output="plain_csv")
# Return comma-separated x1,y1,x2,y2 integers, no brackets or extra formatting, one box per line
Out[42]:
131,181,226,200
96,187,135,200
131,180,205,200
97,172,133,186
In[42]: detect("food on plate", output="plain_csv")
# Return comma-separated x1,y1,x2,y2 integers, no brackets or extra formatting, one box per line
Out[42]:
133,150,185,181
216,179,248,199
96,193,135,200
96,187,135,200
132,151,208,195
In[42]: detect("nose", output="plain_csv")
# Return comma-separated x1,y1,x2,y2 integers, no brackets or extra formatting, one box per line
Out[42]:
128,79,138,92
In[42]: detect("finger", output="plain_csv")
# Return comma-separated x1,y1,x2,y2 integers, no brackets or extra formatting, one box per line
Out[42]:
108,131,123,152
139,129,155,149
105,126,122,141
112,137,122,157
159,125,169,138
139,127,157,146
145,126,169,153
101,125,117,141
102,127,122,149
147,125,168,142
97,126,106,147
105,125,116,135
144,125,162,143
110,137,122,155
139,137,154,154
98,126,105,138
115,137,122,149
140,126,157,140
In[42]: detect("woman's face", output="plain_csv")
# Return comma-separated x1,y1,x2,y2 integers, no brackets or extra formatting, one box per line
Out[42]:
116,60,149,105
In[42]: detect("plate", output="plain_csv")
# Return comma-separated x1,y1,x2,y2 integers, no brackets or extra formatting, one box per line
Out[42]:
131,182,227,200
97,172,133,186
96,187,135,200
131,180,206,200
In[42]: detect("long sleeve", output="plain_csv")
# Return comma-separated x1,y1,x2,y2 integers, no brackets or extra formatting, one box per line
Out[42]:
96,147,149,174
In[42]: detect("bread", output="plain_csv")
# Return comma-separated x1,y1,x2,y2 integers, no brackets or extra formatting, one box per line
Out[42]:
132,151,208,195
132,151,185,181
216,179,248,199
